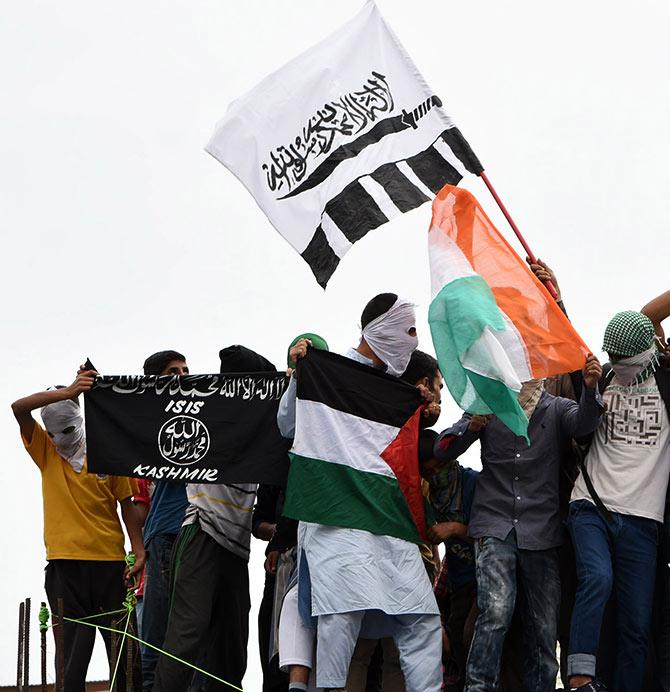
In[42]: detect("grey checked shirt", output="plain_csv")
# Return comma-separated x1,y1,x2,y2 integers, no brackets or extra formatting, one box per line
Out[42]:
434,387,603,550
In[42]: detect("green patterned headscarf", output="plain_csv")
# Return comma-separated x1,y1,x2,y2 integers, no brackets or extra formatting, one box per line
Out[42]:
603,311,659,385
603,311,655,357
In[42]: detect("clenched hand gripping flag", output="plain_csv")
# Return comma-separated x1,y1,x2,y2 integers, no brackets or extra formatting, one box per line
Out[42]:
207,1,482,288
428,185,590,438
282,349,428,544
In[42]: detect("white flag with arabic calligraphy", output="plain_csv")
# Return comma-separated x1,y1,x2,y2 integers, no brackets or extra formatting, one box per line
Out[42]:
207,1,482,287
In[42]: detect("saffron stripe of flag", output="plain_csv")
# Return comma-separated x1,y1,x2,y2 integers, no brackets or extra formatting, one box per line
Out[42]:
283,349,427,544
428,185,591,438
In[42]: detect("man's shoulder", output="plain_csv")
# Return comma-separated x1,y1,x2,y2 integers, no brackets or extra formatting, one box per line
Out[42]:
24,422,60,471
461,466,479,501
461,466,479,482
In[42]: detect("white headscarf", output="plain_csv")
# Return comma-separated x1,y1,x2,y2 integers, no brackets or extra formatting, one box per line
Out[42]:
362,298,418,377
610,345,660,387
41,398,86,473
518,379,545,419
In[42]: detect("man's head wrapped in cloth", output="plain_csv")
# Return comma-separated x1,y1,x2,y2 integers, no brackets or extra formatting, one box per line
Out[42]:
360,293,419,376
41,391,86,473
603,310,660,386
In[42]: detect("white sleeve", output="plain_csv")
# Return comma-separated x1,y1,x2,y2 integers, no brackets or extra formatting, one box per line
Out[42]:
277,375,297,439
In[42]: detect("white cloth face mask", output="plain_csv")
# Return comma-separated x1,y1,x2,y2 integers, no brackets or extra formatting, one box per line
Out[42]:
41,398,87,473
610,346,659,386
362,298,419,377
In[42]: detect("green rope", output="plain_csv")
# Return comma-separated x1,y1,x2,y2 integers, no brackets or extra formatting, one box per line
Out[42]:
40,605,127,628
70,607,127,623
125,552,138,592
61,616,244,691
108,552,139,691
39,552,244,692
39,604,49,633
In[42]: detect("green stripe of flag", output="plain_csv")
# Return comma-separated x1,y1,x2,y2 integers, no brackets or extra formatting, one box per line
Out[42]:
283,453,422,544
429,274,529,438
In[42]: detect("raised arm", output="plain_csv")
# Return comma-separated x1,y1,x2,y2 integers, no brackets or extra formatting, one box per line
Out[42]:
434,414,487,463
277,375,297,439
642,289,670,348
11,370,96,443
559,355,604,438
277,339,311,439
527,257,569,316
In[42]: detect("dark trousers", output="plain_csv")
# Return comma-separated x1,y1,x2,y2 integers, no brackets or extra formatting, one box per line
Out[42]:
567,500,658,691
141,533,177,691
465,530,560,692
152,524,250,692
258,571,288,692
652,512,670,691
447,581,477,690
45,559,141,692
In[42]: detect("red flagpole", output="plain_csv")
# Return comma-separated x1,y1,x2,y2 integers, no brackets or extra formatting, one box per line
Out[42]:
479,170,558,300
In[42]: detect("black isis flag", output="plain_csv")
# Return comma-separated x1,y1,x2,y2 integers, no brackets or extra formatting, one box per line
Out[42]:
84,373,291,485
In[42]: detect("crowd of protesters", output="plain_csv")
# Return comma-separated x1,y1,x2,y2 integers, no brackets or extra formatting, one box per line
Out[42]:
11,261,670,692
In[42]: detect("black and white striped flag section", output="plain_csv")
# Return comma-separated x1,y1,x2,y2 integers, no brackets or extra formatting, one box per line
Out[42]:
206,1,482,288
84,374,291,485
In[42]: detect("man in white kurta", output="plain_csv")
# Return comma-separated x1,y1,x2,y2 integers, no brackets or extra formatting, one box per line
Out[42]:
277,294,442,692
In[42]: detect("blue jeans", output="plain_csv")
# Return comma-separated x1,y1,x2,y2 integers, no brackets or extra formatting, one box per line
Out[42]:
567,500,659,691
465,530,560,692
141,532,177,691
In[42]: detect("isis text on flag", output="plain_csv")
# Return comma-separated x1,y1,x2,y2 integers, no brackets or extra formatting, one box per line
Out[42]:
84,373,291,485
283,348,428,544
207,0,482,288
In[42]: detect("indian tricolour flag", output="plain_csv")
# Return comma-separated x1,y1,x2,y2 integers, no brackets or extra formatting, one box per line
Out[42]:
283,348,427,544
429,184,590,438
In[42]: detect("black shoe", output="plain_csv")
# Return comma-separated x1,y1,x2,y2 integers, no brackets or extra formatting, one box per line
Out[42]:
569,681,607,692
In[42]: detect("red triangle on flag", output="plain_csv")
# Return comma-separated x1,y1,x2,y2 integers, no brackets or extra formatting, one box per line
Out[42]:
380,407,427,542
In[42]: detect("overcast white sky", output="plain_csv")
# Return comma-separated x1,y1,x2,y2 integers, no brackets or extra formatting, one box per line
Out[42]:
1,0,669,687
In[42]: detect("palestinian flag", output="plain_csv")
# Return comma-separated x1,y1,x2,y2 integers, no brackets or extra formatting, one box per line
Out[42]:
283,349,427,544
428,184,590,438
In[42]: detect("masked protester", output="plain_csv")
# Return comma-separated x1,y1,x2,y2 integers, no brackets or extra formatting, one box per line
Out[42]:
567,301,670,692
11,371,145,692
434,349,603,692
278,294,443,692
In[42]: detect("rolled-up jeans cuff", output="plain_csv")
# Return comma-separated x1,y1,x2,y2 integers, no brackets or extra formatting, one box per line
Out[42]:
567,653,596,677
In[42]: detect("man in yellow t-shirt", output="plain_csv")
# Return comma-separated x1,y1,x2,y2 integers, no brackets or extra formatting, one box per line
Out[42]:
12,369,146,692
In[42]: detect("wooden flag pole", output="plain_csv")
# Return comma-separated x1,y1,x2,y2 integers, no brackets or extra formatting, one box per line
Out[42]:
479,170,558,300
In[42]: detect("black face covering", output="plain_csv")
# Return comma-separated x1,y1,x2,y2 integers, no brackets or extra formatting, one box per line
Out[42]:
219,345,276,373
